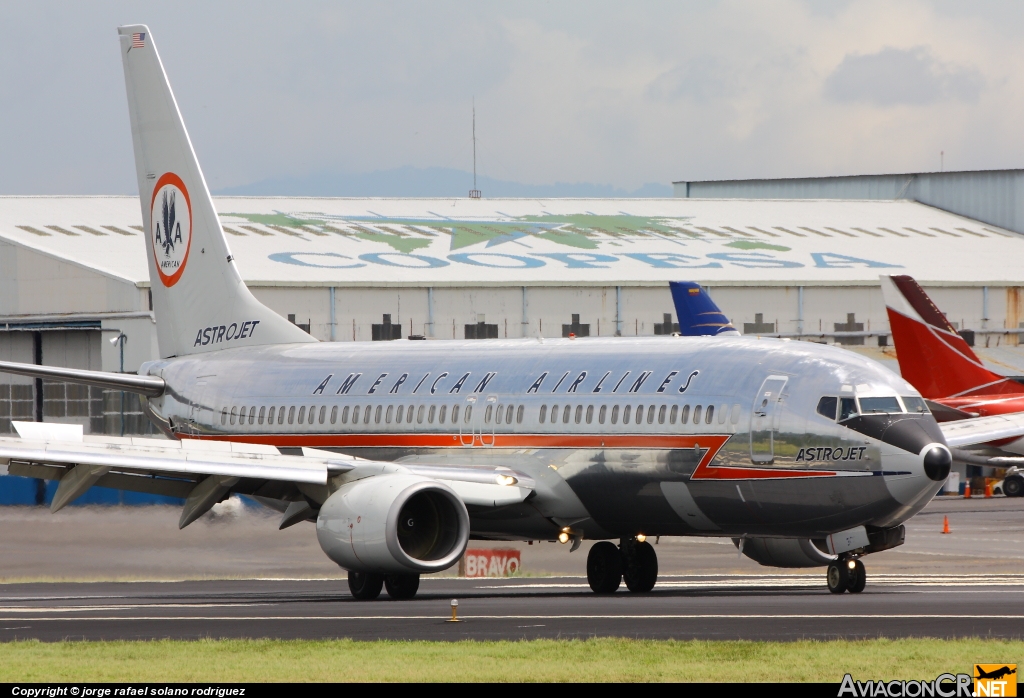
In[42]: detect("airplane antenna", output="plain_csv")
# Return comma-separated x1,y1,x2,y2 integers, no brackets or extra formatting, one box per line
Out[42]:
469,98,481,199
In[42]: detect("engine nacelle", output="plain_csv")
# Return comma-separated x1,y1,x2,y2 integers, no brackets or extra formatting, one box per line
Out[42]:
734,537,836,568
316,474,470,574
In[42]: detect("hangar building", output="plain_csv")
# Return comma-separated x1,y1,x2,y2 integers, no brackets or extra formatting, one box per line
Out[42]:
2,193,1024,435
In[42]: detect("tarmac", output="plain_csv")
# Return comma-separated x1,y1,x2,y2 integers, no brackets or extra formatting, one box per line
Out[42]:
0,495,1021,641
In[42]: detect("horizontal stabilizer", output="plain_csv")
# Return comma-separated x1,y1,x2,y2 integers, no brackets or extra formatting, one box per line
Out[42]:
939,412,1024,449
669,282,739,336
0,360,165,397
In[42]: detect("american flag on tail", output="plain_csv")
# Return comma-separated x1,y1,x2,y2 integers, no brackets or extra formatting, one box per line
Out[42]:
131,32,145,48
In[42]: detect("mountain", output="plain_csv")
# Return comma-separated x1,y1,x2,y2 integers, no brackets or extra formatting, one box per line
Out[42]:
214,166,672,198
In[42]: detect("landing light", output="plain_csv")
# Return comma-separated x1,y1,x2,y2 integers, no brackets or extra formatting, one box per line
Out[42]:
496,474,517,486
558,531,570,544
847,560,857,570
636,533,647,543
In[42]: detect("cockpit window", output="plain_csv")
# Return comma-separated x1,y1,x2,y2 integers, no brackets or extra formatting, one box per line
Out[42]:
816,396,837,420
839,397,858,421
902,396,929,414
858,397,902,414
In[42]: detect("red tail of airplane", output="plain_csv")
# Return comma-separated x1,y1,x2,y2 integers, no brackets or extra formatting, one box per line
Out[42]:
881,275,1021,399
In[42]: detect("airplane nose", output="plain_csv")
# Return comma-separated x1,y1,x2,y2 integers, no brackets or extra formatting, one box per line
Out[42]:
922,444,952,482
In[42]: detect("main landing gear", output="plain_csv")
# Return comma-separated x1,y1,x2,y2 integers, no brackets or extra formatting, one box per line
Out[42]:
348,571,421,600
587,537,659,594
826,557,866,594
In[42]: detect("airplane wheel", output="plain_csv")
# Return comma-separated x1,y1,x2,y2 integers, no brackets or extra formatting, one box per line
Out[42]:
848,560,866,594
623,541,658,593
1005,476,1023,497
826,561,849,594
384,573,420,600
587,541,622,593
348,571,384,600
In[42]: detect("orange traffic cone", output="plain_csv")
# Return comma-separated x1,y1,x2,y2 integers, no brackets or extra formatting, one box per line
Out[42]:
964,483,971,499
942,515,951,534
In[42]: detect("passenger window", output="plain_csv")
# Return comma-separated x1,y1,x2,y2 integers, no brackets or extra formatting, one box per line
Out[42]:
551,405,559,423
669,405,677,424
297,406,305,424
636,405,644,425
351,406,360,424
249,409,256,426
839,397,858,421
507,405,514,424
622,405,631,423
268,406,275,424
598,405,606,424
816,396,838,420
278,406,286,425
428,405,436,423
731,404,740,424
658,405,666,424
705,405,714,424
452,404,460,423
288,406,295,424
539,405,548,423
495,404,502,424
902,396,929,413
385,405,393,423
485,405,493,423
693,405,702,424
396,405,404,423
230,407,237,425
575,405,582,424
647,405,655,424
611,405,619,424
364,407,371,424
517,405,524,424
221,408,227,425
374,405,382,424
439,405,447,424
586,405,594,424
258,406,265,425
718,404,726,424
331,406,338,424
417,405,425,424
464,405,472,422
680,405,690,424
319,406,326,424
238,406,246,424
859,397,902,414
341,406,349,424
563,405,571,423
308,405,316,424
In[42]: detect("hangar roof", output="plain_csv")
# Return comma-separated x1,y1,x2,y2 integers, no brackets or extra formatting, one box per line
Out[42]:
1,195,1022,288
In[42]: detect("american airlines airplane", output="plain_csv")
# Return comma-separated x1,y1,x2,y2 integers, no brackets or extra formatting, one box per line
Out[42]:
0,26,1017,599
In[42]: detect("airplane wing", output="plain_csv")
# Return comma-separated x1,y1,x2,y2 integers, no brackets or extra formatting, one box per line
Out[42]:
939,412,1024,448
0,422,533,528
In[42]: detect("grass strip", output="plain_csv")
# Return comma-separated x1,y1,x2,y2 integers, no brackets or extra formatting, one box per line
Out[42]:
2,637,1022,682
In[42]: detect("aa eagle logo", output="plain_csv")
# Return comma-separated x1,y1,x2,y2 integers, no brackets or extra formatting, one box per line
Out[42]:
150,172,192,287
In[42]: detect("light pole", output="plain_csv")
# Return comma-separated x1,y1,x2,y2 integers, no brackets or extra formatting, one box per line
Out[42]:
109,332,127,436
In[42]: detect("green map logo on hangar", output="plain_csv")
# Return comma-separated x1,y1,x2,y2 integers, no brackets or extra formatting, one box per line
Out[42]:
221,210,902,270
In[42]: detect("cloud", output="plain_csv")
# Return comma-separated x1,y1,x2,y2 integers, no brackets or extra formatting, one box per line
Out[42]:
823,46,984,106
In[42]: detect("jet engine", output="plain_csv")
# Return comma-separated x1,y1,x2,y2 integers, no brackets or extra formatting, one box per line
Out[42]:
734,537,836,568
316,474,470,574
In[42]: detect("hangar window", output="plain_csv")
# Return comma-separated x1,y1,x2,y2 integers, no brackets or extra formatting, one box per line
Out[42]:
647,405,655,424
375,405,382,424
816,396,838,420
517,405,524,424
598,405,606,424
575,405,582,424
859,397,902,414
507,405,515,424
669,405,677,424
331,406,338,424
563,405,571,423
586,405,594,424
902,396,929,413
611,405,619,424
341,406,349,424
288,406,295,425
439,405,447,424
680,405,690,425
229,407,237,425
297,406,306,424
693,405,702,424
221,408,227,425
839,398,858,421
428,405,436,423
417,405,425,424
258,406,266,425
539,405,548,423
706,405,714,424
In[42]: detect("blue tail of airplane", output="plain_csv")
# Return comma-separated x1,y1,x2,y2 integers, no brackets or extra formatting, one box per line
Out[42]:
669,282,740,337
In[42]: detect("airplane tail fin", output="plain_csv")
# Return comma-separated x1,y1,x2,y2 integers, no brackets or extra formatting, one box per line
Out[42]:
669,282,740,337
881,275,1017,398
117,25,314,358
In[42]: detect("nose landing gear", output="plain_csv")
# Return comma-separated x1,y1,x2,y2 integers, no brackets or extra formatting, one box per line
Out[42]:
827,557,866,594
586,537,659,593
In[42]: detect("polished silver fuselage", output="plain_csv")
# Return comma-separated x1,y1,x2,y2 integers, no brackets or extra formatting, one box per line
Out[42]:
142,335,945,542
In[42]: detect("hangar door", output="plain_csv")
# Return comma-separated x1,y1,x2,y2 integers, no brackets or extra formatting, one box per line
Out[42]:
750,375,788,464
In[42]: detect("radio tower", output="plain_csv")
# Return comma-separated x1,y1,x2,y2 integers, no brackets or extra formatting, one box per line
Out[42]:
469,98,481,199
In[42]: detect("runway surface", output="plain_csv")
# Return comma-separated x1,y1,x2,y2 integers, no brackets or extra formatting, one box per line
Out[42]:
2,571,1023,642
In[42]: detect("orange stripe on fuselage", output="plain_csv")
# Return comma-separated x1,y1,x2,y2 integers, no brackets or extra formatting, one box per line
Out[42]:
189,432,725,450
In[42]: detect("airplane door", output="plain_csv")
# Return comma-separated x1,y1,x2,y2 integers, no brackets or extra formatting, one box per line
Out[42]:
750,375,788,464
459,396,477,446
481,394,498,446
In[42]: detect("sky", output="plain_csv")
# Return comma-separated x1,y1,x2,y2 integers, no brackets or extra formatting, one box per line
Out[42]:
2,1,1023,196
